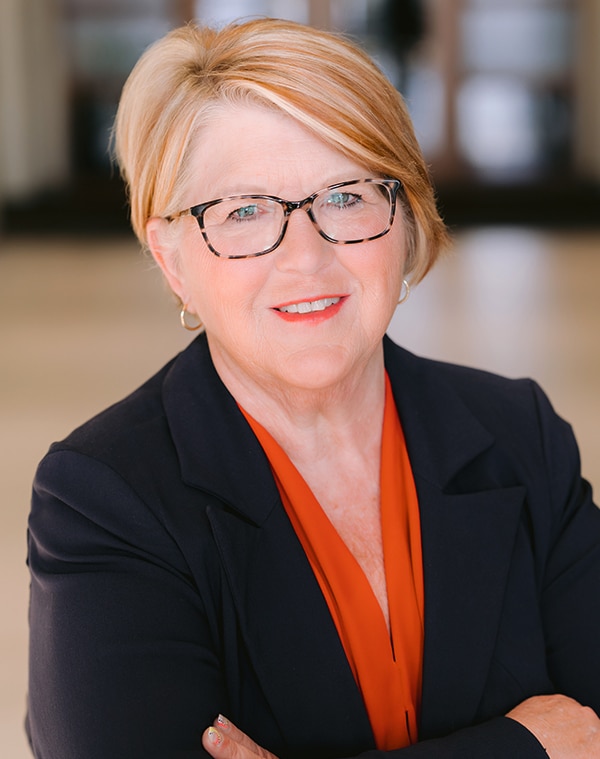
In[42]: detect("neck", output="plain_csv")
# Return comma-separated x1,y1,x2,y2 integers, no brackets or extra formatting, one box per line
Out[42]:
208,338,387,464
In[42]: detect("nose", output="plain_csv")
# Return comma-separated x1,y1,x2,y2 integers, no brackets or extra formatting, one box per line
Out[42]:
274,206,334,275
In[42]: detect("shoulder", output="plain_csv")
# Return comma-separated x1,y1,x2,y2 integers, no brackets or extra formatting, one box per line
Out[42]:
46,336,212,465
32,355,178,535
57,362,171,457
31,337,226,570
384,335,563,432
382,336,581,500
34,338,211,507
385,335,531,394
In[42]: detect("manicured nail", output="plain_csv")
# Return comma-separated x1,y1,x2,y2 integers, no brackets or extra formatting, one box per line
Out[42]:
207,727,223,746
216,714,230,729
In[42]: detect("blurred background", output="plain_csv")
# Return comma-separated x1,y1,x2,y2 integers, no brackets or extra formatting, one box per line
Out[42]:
1,0,599,756
2,0,600,229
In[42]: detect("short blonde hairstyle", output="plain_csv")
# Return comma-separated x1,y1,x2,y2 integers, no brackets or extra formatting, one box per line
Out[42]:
114,18,450,282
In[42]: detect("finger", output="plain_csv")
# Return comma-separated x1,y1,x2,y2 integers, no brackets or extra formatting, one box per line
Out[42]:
202,725,240,759
202,716,277,759
213,715,264,752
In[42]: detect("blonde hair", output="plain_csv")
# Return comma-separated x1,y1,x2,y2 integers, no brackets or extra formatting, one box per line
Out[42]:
113,18,450,282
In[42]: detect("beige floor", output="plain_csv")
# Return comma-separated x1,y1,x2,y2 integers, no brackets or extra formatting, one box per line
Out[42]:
1,228,599,756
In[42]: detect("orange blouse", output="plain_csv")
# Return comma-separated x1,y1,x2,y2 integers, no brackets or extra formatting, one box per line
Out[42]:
241,374,424,750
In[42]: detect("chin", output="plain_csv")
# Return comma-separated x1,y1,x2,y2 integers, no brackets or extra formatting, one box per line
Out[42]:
274,344,364,392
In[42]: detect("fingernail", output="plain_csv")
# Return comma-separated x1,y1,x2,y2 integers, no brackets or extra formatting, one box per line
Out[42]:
217,714,230,729
207,727,223,746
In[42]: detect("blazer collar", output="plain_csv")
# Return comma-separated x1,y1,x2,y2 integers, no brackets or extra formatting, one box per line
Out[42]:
382,336,495,490
162,334,280,525
163,333,496,510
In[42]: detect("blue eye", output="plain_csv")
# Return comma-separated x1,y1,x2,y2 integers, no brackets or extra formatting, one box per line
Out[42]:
326,191,360,209
232,204,259,220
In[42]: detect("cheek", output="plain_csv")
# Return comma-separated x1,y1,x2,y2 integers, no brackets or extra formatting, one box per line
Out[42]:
185,255,270,325
363,239,406,319
383,229,408,294
358,233,406,295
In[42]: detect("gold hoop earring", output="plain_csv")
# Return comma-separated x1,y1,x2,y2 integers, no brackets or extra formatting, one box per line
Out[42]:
180,305,204,332
397,279,410,305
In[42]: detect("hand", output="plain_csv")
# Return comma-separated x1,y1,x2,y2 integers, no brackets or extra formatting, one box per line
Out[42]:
507,694,600,758
202,715,280,759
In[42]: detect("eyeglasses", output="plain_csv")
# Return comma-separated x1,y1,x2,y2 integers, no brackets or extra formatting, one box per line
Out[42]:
169,178,402,260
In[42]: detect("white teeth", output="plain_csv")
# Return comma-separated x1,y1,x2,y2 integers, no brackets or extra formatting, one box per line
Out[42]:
278,297,341,314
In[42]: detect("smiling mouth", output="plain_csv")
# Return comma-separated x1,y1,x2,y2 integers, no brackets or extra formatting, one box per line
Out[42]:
276,297,341,314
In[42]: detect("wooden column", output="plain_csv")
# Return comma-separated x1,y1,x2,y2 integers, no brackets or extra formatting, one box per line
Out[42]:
575,0,600,179
308,0,332,30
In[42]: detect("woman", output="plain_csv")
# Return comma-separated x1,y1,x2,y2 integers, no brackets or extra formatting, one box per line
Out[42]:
27,18,600,759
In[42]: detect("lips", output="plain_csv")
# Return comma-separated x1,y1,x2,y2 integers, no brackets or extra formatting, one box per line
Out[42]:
276,296,341,314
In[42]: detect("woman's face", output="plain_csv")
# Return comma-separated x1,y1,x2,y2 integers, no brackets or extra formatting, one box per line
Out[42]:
148,103,407,395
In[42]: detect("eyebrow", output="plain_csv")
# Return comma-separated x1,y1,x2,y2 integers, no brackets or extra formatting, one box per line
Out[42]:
192,176,374,202
197,172,370,200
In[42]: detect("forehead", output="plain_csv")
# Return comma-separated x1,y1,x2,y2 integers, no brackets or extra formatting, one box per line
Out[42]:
184,102,369,201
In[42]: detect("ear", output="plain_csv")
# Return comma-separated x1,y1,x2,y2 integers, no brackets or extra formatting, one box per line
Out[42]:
146,217,187,303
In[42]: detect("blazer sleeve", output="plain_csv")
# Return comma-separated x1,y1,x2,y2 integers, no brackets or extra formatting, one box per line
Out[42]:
352,719,547,759
531,380,600,714
27,448,226,759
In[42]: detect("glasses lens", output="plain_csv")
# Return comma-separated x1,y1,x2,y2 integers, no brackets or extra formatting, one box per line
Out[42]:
198,180,396,259
312,180,394,244
203,197,284,259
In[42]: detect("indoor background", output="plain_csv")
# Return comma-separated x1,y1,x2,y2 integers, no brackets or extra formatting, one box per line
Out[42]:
1,1,599,756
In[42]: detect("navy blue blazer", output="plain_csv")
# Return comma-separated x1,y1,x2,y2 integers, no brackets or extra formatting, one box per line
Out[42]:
27,335,600,758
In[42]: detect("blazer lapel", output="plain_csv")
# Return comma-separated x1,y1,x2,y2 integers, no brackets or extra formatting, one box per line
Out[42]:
207,503,375,754
416,480,526,738
165,335,528,745
384,339,527,738
164,336,375,752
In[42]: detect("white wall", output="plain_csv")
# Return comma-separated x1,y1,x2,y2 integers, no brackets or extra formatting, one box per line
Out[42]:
0,0,69,203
